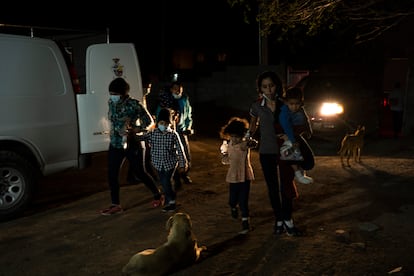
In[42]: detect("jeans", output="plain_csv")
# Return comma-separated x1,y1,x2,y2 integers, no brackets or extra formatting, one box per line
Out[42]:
259,154,294,221
107,145,126,205
229,180,251,218
107,144,160,205
158,168,176,204
127,139,161,198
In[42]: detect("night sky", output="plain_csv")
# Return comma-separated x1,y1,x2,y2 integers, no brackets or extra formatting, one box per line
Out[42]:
3,1,411,80
2,2,254,45
1,1,258,80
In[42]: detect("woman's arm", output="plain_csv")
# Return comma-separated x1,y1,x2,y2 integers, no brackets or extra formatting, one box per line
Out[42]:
248,116,258,138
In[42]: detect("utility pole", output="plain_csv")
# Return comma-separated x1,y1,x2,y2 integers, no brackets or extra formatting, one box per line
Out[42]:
260,35,269,65
160,0,166,79
258,20,262,64
258,1,268,65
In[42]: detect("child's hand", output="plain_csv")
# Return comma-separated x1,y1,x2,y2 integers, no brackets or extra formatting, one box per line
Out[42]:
177,167,186,174
221,154,230,165
247,138,258,148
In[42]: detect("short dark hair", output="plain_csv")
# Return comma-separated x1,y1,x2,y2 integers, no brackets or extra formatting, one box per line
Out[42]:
109,77,129,95
284,87,304,102
219,117,249,140
170,81,182,88
157,108,172,124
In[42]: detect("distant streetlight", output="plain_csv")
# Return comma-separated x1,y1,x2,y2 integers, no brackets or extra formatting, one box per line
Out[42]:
172,73,178,82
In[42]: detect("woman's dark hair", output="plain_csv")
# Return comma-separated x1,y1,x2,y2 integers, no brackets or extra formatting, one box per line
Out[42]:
219,117,249,140
108,77,130,95
256,71,283,96
170,81,182,88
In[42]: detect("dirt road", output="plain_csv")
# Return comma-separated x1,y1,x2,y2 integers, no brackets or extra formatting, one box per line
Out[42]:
1,134,414,276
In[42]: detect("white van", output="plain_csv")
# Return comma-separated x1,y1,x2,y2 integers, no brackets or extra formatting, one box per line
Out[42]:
0,29,144,220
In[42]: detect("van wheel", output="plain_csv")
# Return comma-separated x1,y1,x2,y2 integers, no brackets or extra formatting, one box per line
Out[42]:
0,151,36,221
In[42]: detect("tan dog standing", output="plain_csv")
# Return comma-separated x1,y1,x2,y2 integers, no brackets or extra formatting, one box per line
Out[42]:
338,125,365,167
122,212,206,276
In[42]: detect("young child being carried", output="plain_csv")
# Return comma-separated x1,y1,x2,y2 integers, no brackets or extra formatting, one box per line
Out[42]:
279,87,315,185
219,117,257,234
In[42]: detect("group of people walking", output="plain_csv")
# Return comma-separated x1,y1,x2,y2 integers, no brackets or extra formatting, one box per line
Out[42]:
220,71,314,235
101,70,315,237
100,78,193,215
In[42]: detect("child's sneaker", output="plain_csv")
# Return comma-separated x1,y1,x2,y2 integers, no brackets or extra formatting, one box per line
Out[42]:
100,204,123,216
274,221,285,235
239,219,250,234
162,203,176,213
294,171,313,184
231,208,238,219
284,223,303,237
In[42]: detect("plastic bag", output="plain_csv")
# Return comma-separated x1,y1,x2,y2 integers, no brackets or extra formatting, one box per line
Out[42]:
280,140,303,161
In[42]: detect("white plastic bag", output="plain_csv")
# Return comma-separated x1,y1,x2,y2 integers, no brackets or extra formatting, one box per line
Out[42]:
280,140,303,161
220,140,230,165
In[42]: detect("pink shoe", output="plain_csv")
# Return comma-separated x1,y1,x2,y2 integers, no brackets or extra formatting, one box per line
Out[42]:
152,195,165,208
100,204,123,216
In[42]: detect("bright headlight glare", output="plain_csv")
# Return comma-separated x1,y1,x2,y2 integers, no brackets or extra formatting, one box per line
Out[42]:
320,102,343,116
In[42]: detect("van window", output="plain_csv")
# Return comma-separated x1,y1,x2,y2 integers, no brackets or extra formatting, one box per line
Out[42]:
0,40,66,96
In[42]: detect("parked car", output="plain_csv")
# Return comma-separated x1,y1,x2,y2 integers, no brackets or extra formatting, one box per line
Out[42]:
305,100,345,131
297,75,355,134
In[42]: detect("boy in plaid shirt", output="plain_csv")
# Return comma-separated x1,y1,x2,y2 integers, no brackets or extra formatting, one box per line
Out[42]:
138,108,188,212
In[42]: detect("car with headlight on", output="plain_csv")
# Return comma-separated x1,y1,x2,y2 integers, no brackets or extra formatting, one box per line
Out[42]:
306,101,344,131
296,75,352,134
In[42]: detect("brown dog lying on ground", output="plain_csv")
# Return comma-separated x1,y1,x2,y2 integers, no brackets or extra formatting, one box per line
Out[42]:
122,212,206,276
338,125,365,167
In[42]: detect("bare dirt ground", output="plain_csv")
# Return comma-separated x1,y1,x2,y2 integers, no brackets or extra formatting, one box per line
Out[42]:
1,130,414,276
